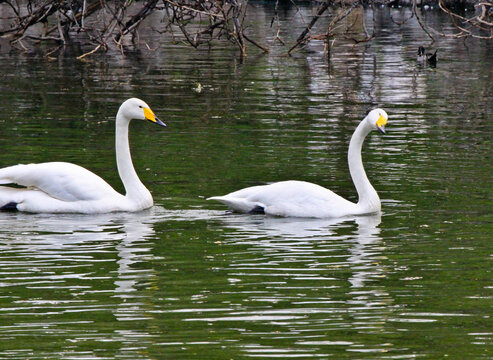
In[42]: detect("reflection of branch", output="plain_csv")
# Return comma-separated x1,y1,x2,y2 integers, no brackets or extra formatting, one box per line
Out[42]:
0,2,57,39
43,1,102,40
243,32,269,53
390,7,415,26
288,0,331,55
161,0,267,57
437,0,493,40
476,2,493,27
413,0,435,42
1,0,490,59
271,0,285,45
389,0,492,41
335,2,367,43
115,0,160,44
231,0,246,56
163,0,224,19
288,0,368,55
76,44,102,60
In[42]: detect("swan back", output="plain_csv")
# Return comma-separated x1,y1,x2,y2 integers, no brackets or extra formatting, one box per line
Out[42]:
0,162,118,202
0,98,165,213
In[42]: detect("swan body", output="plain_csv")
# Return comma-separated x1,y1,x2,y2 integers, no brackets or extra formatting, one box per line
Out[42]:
208,108,388,218
0,98,166,213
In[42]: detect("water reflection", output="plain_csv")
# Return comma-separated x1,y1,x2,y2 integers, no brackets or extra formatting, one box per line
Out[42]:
214,211,380,237
0,207,387,358
215,212,386,290
169,212,393,357
0,210,160,357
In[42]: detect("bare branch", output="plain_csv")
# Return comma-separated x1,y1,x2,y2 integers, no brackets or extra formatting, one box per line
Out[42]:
0,0,490,59
413,0,435,42
288,0,332,55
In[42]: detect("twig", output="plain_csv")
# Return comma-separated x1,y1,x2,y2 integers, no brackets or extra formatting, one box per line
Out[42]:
288,0,331,55
413,0,435,42
243,31,269,53
115,0,159,44
162,0,225,19
56,9,66,44
76,43,102,60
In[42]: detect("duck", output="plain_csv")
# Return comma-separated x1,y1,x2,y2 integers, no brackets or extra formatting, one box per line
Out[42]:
208,108,388,218
0,98,166,213
417,46,437,66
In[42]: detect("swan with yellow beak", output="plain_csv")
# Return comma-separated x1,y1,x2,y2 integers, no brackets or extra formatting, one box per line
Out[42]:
0,98,166,213
208,108,389,218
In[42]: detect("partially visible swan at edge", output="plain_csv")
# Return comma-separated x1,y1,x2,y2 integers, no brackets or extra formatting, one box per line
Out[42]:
0,98,166,213
208,108,388,218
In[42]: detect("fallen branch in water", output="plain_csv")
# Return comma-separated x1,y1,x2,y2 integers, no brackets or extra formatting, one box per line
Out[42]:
437,0,493,39
288,0,375,56
288,0,332,55
161,0,268,56
0,0,491,58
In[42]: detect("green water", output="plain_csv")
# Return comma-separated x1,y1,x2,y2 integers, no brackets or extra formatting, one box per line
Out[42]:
0,5,492,360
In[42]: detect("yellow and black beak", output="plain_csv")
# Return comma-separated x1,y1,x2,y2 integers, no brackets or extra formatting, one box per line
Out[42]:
144,107,166,127
376,114,387,134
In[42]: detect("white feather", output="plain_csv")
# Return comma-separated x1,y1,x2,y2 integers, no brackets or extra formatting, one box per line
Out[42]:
208,109,389,218
0,98,165,213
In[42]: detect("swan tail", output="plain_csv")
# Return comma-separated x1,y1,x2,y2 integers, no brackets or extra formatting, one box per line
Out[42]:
0,186,23,211
0,201,18,211
0,186,74,213
207,196,263,214
248,205,265,214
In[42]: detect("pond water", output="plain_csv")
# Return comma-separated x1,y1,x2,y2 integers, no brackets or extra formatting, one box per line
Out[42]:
0,4,492,359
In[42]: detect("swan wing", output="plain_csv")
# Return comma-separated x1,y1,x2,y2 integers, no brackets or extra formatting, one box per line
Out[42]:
0,162,119,202
209,180,357,218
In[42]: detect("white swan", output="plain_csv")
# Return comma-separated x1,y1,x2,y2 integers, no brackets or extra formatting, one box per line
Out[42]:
208,108,388,218
0,98,166,213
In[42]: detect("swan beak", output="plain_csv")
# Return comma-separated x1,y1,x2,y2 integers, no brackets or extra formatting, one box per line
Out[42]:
153,117,167,127
144,107,167,127
376,114,387,134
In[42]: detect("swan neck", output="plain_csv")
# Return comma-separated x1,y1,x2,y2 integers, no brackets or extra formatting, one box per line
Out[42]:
115,112,152,206
347,120,380,213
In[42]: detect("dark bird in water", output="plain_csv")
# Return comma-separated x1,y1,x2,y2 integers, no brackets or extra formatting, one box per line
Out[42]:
417,46,437,66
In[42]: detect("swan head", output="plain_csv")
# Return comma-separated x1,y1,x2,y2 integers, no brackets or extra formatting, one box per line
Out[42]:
366,108,388,134
119,98,166,127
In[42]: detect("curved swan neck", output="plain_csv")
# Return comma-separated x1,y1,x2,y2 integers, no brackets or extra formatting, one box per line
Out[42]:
347,119,380,213
115,111,152,206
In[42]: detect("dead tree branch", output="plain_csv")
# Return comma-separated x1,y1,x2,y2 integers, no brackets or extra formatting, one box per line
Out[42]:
0,0,490,58
437,0,493,39
288,0,374,56
288,0,332,55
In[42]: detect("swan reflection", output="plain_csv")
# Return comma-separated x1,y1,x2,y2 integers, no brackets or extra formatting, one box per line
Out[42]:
200,212,390,339
0,208,390,357
212,212,381,239
200,214,385,300
0,209,160,338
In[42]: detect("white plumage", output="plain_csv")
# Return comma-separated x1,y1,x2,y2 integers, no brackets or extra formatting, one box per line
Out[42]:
0,98,166,213
208,108,388,218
